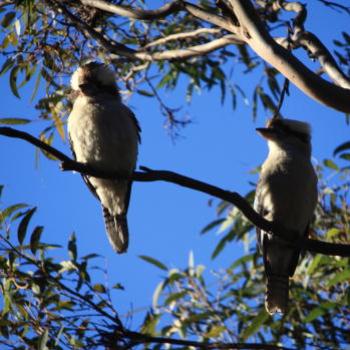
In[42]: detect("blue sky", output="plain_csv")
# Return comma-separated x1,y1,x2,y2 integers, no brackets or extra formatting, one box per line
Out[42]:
0,1,349,329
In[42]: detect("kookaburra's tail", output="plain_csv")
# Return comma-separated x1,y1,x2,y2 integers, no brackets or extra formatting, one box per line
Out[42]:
265,274,289,314
102,207,129,254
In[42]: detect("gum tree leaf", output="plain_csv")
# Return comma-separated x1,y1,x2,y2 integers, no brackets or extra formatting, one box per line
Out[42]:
241,309,269,340
333,141,350,156
0,118,31,125
9,66,20,98
68,233,77,261
17,207,36,245
139,255,168,271
30,225,43,254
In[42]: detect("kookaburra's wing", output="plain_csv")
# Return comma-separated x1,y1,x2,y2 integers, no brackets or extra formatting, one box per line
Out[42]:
68,131,99,200
253,179,268,250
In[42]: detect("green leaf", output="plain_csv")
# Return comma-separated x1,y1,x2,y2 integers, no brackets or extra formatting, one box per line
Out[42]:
2,293,11,315
141,312,159,335
165,291,187,305
112,283,124,290
1,11,15,28
52,106,65,140
0,203,28,223
211,236,229,259
205,325,226,338
326,269,350,288
54,326,65,346
306,254,322,275
201,218,225,234
93,283,106,293
31,69,42,101
333,141,350,156
17,207,36,245
152,281,164,309
339,153,350,161
30,226,43,254
14,19,21,36
326,228,340,239
229,254,254,270
0,118,31,125
68,233,77,261
304,301,337,322
39,328,49,350
241,309,269,340
9,66,20,98
137,89,155,97
323,159,339,171
139,255,168,271
0,58,14,76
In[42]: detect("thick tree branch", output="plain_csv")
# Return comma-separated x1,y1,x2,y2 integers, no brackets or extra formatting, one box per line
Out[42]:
274,1,350,89
79,0,240,33
295,31,350,89
228,0,350,113
1,126,350,258
115,330,294,350
49,0,242,61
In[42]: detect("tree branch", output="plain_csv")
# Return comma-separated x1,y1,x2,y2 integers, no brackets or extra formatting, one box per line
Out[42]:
49,0,243,61
228,0,350,113
1,126,349,258
79,0,240,33
295,31,350,89
115,330,295,350
79,0,182,20
274,1,350,89
143,28,223,49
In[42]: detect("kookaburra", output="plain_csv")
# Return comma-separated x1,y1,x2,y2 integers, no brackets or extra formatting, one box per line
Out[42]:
68,62,141,254
254,118,317,314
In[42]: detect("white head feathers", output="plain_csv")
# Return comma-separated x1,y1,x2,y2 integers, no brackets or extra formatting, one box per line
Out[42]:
70,62,116,91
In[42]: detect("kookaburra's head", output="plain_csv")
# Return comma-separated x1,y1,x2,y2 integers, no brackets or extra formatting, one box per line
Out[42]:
70,62,118,97
256,118,312,155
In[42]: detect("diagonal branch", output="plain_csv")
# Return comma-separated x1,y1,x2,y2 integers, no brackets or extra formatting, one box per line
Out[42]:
48,0,242,61
228,0,350,113
273,1,350,89
116,330,295,350
1,126,349,258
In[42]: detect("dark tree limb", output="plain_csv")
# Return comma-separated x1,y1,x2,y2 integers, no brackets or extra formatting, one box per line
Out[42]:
1,126,350,258
111,330,295,350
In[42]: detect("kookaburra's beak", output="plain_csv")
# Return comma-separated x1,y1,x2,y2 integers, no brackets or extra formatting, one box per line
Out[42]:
256,127,277,140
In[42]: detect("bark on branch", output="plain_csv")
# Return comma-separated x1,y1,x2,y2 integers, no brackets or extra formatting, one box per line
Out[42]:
228,0,350,113
49,0,350,113
48,0,243,61
1,126,349,258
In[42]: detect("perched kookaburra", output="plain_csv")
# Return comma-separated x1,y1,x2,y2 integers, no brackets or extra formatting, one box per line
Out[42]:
254,118,317,314
68,62,141,254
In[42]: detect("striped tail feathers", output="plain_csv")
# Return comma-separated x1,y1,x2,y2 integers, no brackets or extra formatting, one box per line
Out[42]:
265,274,289,314
102,207,129,254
